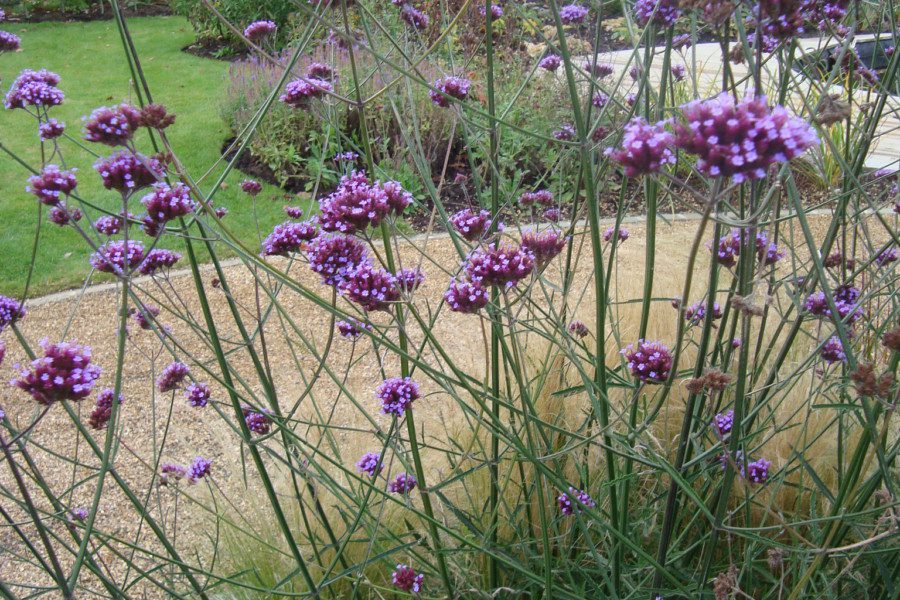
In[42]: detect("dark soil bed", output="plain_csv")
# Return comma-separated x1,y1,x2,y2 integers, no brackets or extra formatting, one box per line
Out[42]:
4,3,170,23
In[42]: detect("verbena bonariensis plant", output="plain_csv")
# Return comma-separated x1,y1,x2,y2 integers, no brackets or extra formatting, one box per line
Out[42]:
0,1,898,598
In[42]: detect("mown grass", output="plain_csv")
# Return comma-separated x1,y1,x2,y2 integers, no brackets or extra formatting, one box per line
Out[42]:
0,16,298,297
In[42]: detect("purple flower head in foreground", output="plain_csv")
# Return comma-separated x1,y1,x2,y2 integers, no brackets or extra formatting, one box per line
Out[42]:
377,377,420,417
430,76,471,108
820,336,846,364
339,262,400,312
319,171,391,233
27,164,77,205
284,206,304,220
261,220,318,256
14,340,101,405
381,180,414,213
0,31,20,52
392,565,424,593
39,119,65,141
584,61,614,78
185,382,211,408
389,472,417,494
712,410,733,436
337,317,371,339
356,451,383,477
603,226,630,242
625,92,638,106
731,337,742,348
804,287,863,325
539,54,562,71
94,215,125,236
88,388,124,430
621,339,672,383
607,117,676,177
279,78,332,108
0,295,26,331
519,189,555,207
397,267,425,294
745,457,771,483
139,249,182,276
4,70,64,109
683,300,723,324
83,104,142,146
244,20,277,41
712,228,742,268
674,94,819,183
591,92,609,109
875,246,898,266
240,179,262,196
141,183,197,224
400,4,430,29
554,124,576,141
130,304,160,330
444,279,489,313
157,361,189,393
521,230,568,265
559,4,589,24
450,208,496,241
160,463,188,486
671,63,686,82
634,0,681,27
568,321,589,338
480,4,503,18
48,204,81,226
465,243,535,287
94,151,164,192
243,404,273,434
307,234,368,286
90,240,145,274
558,486,596,515
188,457,211,483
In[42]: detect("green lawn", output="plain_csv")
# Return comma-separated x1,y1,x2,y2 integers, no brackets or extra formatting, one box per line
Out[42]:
0,16,297,296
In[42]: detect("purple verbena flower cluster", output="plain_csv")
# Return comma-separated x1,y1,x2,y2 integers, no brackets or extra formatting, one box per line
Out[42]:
554,124,576,141
683,300,723,324
185,382,211,408
521,230,568,265
48,204,81,226
603,226,630,242
376,376,420,417
279,78,333,108
130,304,160,330
634,0,681,26
392,565,424,593
356,451,383,477
139,249,182,275
450,208,497,241
243,404,273,434
584,61,614,78
82,104,142,146
27,164,77,205
187,457,212,482
94,151,164,193
745,457,771,483
94,214,125,236
712,410,733,436
0,295,26,331
559,4,589,24
0,31,20,53
240,179,262,196
88,388,124,430
13,339,101,404
339,261,400,311
39,119,65,140
337,317,371,339
519,189,554,207
621,339,672,383
480,4,503,18
284,206,304,219
568,321,589,338
674,94,819,182
606,117,676,177
141,183,197,225
90,240,145,274
157,361,189,393
244,20,277,42
389,472,417,494
820,335,846,364
444,279,489,313
539,54,562,71
400,4,430,29
261,220,318,256
557,486,596,515
5,70,64,109
430,76,471,108
465,243,535,287
307,234,368,286
319,171,404,233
